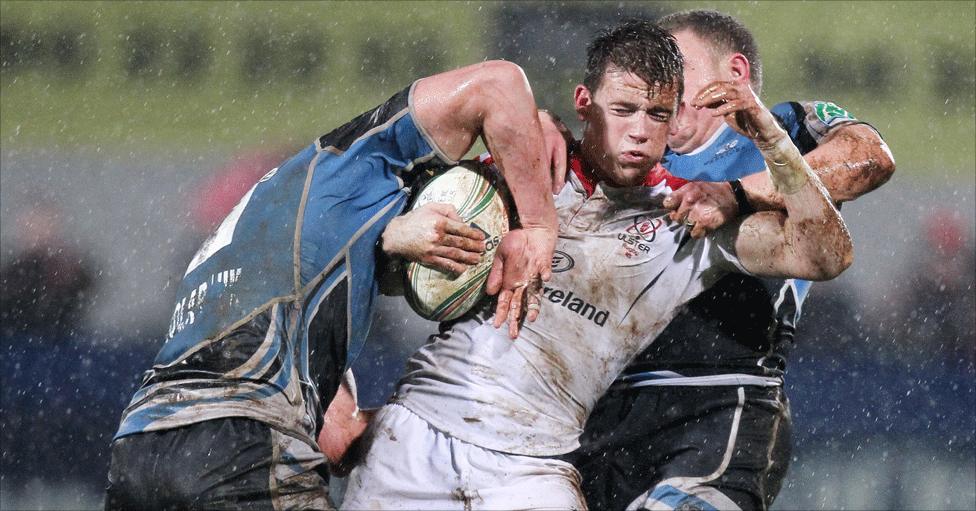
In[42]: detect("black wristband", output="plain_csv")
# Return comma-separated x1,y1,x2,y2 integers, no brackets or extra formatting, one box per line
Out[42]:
730,179,755,216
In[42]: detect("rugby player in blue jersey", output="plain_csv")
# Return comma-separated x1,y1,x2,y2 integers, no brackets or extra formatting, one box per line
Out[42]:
105,61,562,509
569,10,896,511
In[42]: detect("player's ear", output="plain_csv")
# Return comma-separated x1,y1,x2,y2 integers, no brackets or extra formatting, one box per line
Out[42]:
728,53,751,86
574,85,592,121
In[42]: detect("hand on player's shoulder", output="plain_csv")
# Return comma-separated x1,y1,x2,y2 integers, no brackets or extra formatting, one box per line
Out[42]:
664,182,739,238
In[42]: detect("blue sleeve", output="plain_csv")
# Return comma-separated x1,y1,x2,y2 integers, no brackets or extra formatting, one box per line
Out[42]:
772,100,864,155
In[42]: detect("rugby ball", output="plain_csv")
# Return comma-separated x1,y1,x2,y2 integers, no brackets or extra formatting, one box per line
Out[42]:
403,161,510,321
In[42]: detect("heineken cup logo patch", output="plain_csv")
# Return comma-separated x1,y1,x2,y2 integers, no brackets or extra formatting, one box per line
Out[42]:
815,102,855,125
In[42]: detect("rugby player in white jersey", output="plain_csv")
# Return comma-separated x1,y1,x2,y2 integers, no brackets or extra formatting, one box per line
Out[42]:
572,10,896,511
338,19,854,510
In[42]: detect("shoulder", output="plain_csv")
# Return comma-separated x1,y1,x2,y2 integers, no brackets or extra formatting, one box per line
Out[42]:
772,100,862,153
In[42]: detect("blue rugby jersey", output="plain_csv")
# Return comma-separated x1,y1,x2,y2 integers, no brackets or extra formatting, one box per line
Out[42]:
622,100,863,385
115,84,455,444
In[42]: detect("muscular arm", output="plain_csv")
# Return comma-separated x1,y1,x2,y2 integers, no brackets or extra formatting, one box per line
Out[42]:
694,81,853,281
412,61,560,335
668,115,895,239
733,167,853,281
741,122,895,209
412,60,557,233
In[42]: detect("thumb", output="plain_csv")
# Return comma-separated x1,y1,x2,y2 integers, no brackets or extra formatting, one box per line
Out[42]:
663,188,686,210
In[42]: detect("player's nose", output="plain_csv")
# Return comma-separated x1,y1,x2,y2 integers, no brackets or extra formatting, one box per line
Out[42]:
629,116,653,142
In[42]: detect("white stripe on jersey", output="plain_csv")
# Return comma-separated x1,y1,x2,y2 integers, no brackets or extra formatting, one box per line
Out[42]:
614,372,782,388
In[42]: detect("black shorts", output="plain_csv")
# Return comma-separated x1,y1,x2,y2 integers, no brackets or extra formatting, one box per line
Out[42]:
566,385,791,510
105,417,332,510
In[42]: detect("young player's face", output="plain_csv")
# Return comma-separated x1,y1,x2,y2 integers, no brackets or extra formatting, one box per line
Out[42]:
575,67,678,187
667,30,730,154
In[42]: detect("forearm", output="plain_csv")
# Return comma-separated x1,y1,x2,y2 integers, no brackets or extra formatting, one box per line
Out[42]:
741,123,895,210
481,96,557,230
412,61,556,230
756,134,854,279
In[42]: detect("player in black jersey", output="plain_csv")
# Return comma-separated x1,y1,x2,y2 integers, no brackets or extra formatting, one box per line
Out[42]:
569,10,896,511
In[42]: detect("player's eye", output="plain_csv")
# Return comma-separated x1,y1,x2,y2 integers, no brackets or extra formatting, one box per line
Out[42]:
649,110,672,122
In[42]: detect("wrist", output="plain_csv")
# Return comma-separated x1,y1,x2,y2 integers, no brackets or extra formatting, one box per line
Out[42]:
761,136,809,195
379,217,403,257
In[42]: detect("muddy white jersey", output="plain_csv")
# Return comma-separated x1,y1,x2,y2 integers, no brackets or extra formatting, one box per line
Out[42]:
394,171,750,456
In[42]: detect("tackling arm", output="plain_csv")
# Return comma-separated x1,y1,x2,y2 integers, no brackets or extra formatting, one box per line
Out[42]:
740,122,895,210
666,111,895,239
412,61,561,336
693,81,853,281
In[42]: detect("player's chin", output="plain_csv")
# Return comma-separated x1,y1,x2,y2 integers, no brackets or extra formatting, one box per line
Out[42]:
612,165,651,187
666,135,692,154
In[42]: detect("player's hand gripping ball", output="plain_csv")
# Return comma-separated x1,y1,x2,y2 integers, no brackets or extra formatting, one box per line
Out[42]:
404,161,511,321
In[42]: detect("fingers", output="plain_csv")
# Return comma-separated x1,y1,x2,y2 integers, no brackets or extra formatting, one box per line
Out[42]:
430,245,481,266
507,284,525,339
423,255,469,275
503,273,545,337
425,202,459,218
443,218,486,244
669,195,694,224
691,81,738,109
487,228,554,335
662,187,685,210
492,288,512,328
524,276,543,322
711,100,747,118
428,203,485,245
664,185,706,217
439,231,486,254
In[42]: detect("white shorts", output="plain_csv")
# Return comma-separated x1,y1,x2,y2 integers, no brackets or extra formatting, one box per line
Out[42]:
340,403,586,510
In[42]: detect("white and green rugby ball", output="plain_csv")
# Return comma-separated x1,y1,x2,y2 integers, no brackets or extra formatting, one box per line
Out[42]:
404,161,510,322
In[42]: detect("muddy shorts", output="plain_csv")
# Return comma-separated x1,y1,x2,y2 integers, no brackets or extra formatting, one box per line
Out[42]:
566,385,791,511
105,417,332,510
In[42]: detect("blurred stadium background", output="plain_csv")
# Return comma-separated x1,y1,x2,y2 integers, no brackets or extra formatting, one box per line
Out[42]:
1,1,973,509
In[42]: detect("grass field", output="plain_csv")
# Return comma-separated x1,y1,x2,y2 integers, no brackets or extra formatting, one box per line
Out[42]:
1,1,974,175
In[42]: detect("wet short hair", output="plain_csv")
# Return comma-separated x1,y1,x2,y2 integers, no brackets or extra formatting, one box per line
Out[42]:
658,9,763,93
584,18,684,100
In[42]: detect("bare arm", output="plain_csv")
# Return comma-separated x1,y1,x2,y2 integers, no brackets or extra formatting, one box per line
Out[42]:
412,60,560,337
741,122,895,209
694,81,853,281
667,112,895,239
412,60,557,232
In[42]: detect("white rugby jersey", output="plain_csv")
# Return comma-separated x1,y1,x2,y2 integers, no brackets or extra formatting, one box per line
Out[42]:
395,169,750,456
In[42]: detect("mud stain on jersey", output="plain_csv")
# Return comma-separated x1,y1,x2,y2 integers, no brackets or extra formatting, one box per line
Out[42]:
535,342,573,395
452,488,483,511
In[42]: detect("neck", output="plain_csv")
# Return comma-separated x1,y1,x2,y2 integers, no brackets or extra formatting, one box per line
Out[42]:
569,142,601,197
